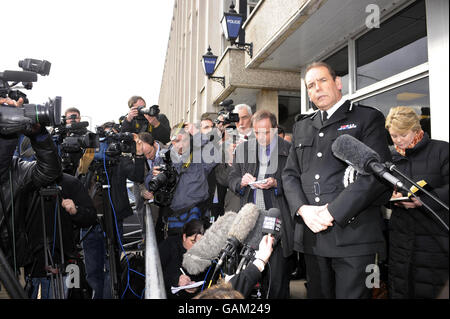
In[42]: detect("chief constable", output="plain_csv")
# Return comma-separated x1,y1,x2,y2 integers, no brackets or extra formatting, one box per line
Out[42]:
282,62,392,299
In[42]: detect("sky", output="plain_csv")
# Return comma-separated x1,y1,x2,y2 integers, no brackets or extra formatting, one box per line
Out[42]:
1,0,174,129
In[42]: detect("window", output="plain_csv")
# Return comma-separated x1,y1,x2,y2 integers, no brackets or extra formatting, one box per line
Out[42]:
278,95,301,133
356,0,428,89
247,0,260,16
324,46,349,95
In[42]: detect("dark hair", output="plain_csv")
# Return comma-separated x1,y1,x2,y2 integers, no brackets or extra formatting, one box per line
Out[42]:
101,121,116,130
251,110,277,128
138,132,155,145
277,125,286,137
64,107,80,116
128,95,146,108
305,61,337,81
183,219,205,237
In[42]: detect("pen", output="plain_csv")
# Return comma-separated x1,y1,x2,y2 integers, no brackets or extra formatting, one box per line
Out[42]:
180,268,186,276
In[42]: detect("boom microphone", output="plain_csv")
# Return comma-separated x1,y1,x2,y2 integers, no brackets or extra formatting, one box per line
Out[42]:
182,211,237,275
332,134,409,193
0,70,38,83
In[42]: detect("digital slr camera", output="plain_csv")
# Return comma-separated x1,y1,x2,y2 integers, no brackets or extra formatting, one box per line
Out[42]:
146,149,178,207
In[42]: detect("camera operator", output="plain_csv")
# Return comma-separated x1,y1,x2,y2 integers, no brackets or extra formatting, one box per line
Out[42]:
121,95,171,144
145,123,220,237
23,172,97,299
79,121,147,299
1,97,62,275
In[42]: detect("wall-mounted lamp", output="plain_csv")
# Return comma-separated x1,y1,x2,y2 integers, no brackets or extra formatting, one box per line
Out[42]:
202,46,225,88
220,2,253,58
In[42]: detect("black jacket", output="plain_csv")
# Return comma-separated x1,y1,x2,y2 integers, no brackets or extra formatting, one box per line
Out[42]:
229,136,294,258
83,155,145,221
24,173,97,277
0,132,62,265
282,101,392,258
388,133,449,298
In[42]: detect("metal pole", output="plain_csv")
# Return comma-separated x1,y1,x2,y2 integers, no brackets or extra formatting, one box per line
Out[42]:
144,201,166,299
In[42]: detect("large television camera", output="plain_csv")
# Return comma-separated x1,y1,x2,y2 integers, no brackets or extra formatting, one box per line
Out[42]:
96,127,136,158
146,149,178,207
0,59,61,135
216,99,239,128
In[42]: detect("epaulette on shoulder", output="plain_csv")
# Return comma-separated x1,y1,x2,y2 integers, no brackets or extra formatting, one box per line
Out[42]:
352,103,382,113
295,111,318,122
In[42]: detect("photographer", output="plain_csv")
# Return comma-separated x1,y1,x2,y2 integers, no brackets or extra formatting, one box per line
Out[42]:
121,95,171,144
145,124,220,237
23,172,97,299
1,97,62,271
79,121,147,299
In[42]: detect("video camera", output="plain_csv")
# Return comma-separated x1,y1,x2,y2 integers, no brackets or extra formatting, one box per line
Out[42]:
146,149,178,207
216,99,239,127
0,59,61,135
96,126,136,158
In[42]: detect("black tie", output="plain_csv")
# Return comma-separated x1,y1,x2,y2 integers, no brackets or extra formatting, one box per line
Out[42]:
322,111,328,123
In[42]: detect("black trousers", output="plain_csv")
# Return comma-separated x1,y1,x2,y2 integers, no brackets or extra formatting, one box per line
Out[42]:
260,244,291,299
304,253,376,299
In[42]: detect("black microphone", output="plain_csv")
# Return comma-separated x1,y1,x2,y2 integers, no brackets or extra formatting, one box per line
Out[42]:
262,208,282,243
236,208,282,274
0,70,38,83
66,121,89,130
332,134,409,193
213,203,260,277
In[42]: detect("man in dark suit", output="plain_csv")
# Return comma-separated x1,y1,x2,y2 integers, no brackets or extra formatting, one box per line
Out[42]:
282,62,391,299
229,110,294,299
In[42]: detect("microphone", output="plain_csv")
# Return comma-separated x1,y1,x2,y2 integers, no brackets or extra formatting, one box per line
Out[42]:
66,121,89,130
0,70,38,83
236,208,282,274
332,134,409,193
214,203,260,276
182,211,237,275
262,208,282,243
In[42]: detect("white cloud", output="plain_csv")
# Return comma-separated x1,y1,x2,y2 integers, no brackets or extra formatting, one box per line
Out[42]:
1,0,174,129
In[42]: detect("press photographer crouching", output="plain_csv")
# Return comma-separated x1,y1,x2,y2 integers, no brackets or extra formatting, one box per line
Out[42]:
79,121,150,299
120,95,171,145
0,96,62,298
145,124,221,238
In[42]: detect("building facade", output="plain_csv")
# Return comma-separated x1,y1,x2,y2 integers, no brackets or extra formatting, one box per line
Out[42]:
159,0,449,141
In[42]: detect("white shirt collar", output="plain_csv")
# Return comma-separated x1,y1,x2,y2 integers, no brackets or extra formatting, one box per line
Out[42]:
322,96,346,119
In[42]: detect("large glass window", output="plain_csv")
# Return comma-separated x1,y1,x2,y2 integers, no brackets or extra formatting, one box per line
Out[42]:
279,95,301,133
357,77,430,136
324,46,349,95
356,0,428,89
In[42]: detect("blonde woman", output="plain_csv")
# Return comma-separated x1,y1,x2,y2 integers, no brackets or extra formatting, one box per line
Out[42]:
385,106,449,299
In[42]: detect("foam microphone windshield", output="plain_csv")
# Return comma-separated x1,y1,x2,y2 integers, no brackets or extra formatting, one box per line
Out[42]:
331,134,380,175
227,203,260,243
182,211,237,275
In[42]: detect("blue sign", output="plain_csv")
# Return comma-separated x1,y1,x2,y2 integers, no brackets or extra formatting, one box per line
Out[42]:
203,56,217,75
225,15,243,40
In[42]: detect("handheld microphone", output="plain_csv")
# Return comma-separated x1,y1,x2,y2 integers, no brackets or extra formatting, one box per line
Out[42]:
182,211,237,275
236,208,282,274
214,203,260,276
332,134,409,193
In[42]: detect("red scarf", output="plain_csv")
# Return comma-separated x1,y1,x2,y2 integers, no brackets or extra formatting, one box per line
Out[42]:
395,130,424,156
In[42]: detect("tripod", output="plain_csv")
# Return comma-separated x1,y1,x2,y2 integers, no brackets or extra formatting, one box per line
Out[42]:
86,160,122,299
39,186,66,299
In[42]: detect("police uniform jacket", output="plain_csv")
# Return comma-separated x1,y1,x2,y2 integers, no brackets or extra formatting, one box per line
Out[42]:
282,101,392,258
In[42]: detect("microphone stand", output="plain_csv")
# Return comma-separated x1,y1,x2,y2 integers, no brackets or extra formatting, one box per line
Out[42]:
386,162,449,231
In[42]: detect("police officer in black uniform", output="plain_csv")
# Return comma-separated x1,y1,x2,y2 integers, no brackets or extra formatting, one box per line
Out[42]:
282,62,392,299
